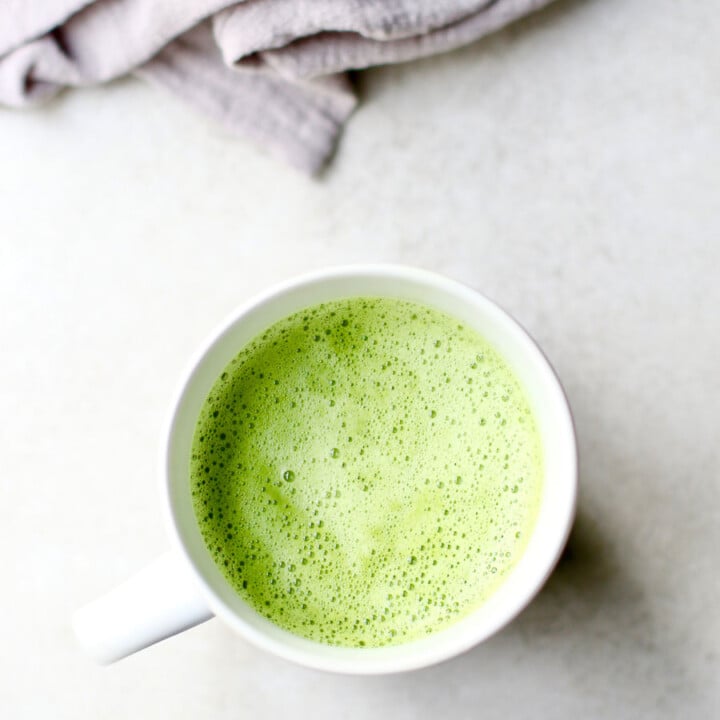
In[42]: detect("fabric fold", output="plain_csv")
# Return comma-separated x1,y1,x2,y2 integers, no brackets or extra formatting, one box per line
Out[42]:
138,22,356,174
0,0,92,56
0,0,554,172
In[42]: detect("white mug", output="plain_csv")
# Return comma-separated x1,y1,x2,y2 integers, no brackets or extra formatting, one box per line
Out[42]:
73,265,577,674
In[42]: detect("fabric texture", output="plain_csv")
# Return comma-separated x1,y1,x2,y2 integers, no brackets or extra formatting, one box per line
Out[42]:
0,0,553,172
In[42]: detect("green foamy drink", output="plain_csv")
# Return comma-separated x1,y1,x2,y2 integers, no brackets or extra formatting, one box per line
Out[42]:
190,297,543,647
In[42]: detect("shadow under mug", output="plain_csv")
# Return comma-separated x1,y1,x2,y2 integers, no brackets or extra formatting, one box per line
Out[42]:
73,265,577,674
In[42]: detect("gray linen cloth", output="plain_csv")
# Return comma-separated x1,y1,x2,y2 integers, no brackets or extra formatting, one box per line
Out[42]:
0,0,552,172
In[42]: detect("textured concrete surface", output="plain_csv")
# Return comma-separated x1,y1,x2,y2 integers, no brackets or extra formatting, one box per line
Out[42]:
1,0,718,717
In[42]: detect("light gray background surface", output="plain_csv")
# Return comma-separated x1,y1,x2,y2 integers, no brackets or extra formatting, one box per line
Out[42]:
1,0,718,717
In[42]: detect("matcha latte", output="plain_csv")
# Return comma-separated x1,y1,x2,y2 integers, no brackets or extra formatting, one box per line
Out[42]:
190,297,543,648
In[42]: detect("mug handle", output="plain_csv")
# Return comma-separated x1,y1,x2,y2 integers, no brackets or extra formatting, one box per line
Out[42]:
72,552,213,664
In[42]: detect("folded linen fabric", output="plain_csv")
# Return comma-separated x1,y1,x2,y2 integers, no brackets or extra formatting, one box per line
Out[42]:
0,0,553,172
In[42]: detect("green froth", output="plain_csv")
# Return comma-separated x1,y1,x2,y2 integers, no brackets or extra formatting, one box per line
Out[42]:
190,297,543,647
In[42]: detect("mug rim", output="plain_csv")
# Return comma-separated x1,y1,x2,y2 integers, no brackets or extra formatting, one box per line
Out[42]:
161,264,578,674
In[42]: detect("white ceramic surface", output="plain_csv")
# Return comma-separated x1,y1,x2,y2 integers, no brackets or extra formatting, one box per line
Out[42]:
1,0,719,716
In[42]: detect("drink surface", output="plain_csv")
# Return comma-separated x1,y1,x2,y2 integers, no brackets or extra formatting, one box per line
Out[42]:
191,297,543,647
